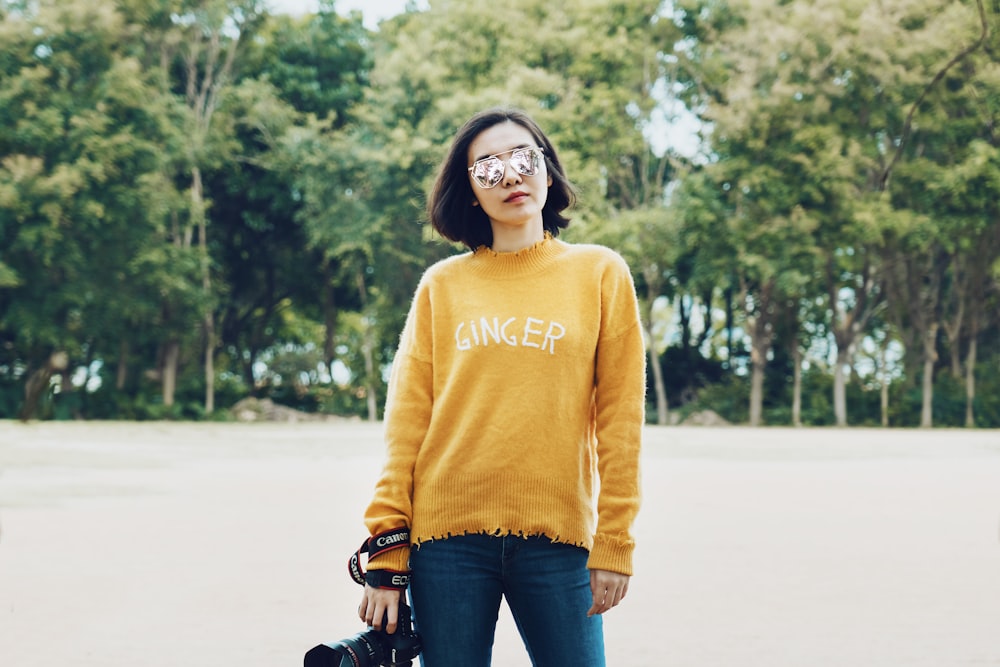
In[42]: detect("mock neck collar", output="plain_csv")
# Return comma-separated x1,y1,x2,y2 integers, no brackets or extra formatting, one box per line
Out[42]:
467,233,565,279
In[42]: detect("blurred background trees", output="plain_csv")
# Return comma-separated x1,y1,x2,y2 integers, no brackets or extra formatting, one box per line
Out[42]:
2,0,998,426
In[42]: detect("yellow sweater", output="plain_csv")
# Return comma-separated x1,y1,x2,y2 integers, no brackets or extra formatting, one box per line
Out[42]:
364,236,645,576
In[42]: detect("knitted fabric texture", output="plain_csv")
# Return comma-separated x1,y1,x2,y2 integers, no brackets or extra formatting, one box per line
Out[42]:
365,236,645,575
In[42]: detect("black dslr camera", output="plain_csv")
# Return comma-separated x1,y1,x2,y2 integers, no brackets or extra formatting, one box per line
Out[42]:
303,598,421,667
305,528,420,666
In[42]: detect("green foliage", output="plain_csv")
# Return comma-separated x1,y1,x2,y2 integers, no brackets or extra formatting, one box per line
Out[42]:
1,0,999,429
0,375,22,417
887,370,999,428
968,363,1000,428
242,8,370,122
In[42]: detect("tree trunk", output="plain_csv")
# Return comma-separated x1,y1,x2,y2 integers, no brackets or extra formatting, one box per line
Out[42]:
724,287,734,369
21,367,51,421
742,282,774,428
356,269,378,422
322,262,337,370
881,379,889,428
947,339,963,378
878,337,889,428
116,339,129,391
203,314,215,414
242,347,256,394
363,329,378,421
192,165,215,415
920,356,934,428
824,251,881,430
791,345,802,428
638,276,666,424
833,348,850,427
941,290,965,380
749,338,766,427
646,325,668,425
919,323,938,428
964,335,977,428
19,351,69,421
163,339,179,407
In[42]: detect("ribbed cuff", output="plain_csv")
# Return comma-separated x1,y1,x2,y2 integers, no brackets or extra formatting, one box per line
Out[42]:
366,546,411,572
586,534,634,576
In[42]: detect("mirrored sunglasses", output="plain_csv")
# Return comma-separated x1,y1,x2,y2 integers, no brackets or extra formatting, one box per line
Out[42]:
468,146,545,189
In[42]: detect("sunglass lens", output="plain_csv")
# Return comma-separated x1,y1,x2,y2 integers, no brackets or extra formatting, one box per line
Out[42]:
473,157,504,188
510,148,541,176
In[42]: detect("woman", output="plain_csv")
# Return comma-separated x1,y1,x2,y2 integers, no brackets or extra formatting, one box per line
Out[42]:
358,107,645,666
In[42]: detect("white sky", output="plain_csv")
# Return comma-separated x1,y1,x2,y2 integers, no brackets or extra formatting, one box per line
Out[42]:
266,0,420,29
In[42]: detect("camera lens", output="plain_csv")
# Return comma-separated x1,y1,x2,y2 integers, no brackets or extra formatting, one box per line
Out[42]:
304,631,383,667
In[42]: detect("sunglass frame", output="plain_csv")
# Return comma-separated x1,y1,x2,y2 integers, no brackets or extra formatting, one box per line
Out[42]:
468,146,545,189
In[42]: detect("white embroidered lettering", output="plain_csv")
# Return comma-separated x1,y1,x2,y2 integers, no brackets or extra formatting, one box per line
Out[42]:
455,316,565,353
521,317,544,348
480,317,502,345
541,321,566,354
500,317,518,345
456,322,471,350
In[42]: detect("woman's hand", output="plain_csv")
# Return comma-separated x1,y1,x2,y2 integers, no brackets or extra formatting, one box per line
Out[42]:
587,569,630,616
359,584,402,633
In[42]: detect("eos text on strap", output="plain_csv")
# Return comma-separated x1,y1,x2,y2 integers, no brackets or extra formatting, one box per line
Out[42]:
348,527,411,590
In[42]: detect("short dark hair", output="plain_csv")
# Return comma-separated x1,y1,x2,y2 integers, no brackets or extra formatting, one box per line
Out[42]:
427,108,576,250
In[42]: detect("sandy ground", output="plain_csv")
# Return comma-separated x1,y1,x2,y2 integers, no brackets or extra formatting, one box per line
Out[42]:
0,421,998,667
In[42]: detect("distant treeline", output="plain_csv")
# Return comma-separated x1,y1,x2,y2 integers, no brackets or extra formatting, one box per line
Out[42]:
1,0,998,427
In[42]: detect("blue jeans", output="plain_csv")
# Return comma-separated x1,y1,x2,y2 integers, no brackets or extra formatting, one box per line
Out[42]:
408,534,605,667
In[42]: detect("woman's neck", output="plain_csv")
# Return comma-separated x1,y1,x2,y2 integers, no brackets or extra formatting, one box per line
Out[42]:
489,221,545,253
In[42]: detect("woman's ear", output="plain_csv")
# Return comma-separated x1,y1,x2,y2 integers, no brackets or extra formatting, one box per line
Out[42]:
472,199,480,207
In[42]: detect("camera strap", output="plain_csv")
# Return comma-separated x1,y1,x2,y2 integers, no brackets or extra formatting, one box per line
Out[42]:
348,527,411,589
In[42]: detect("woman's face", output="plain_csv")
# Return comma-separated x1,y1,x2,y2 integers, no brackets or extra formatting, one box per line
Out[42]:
467,121,552,237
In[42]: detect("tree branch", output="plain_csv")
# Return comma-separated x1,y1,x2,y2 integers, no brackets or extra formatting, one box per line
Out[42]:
878,0,989,190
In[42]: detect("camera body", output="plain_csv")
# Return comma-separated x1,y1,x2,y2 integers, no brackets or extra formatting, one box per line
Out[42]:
304,599,421,667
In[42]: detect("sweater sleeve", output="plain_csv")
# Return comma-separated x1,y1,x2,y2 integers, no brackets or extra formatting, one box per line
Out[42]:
588,252,645,576
363,281,433,572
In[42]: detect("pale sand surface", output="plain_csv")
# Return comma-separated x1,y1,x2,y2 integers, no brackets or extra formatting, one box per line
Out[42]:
1,421,999,666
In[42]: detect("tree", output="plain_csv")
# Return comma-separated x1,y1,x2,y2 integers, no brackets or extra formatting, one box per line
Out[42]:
153,0,264,413
878,0,992,427
203,6,372,401
368,0,679,417
0,0,184,418
4,0,1000,424
669,0,994,426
